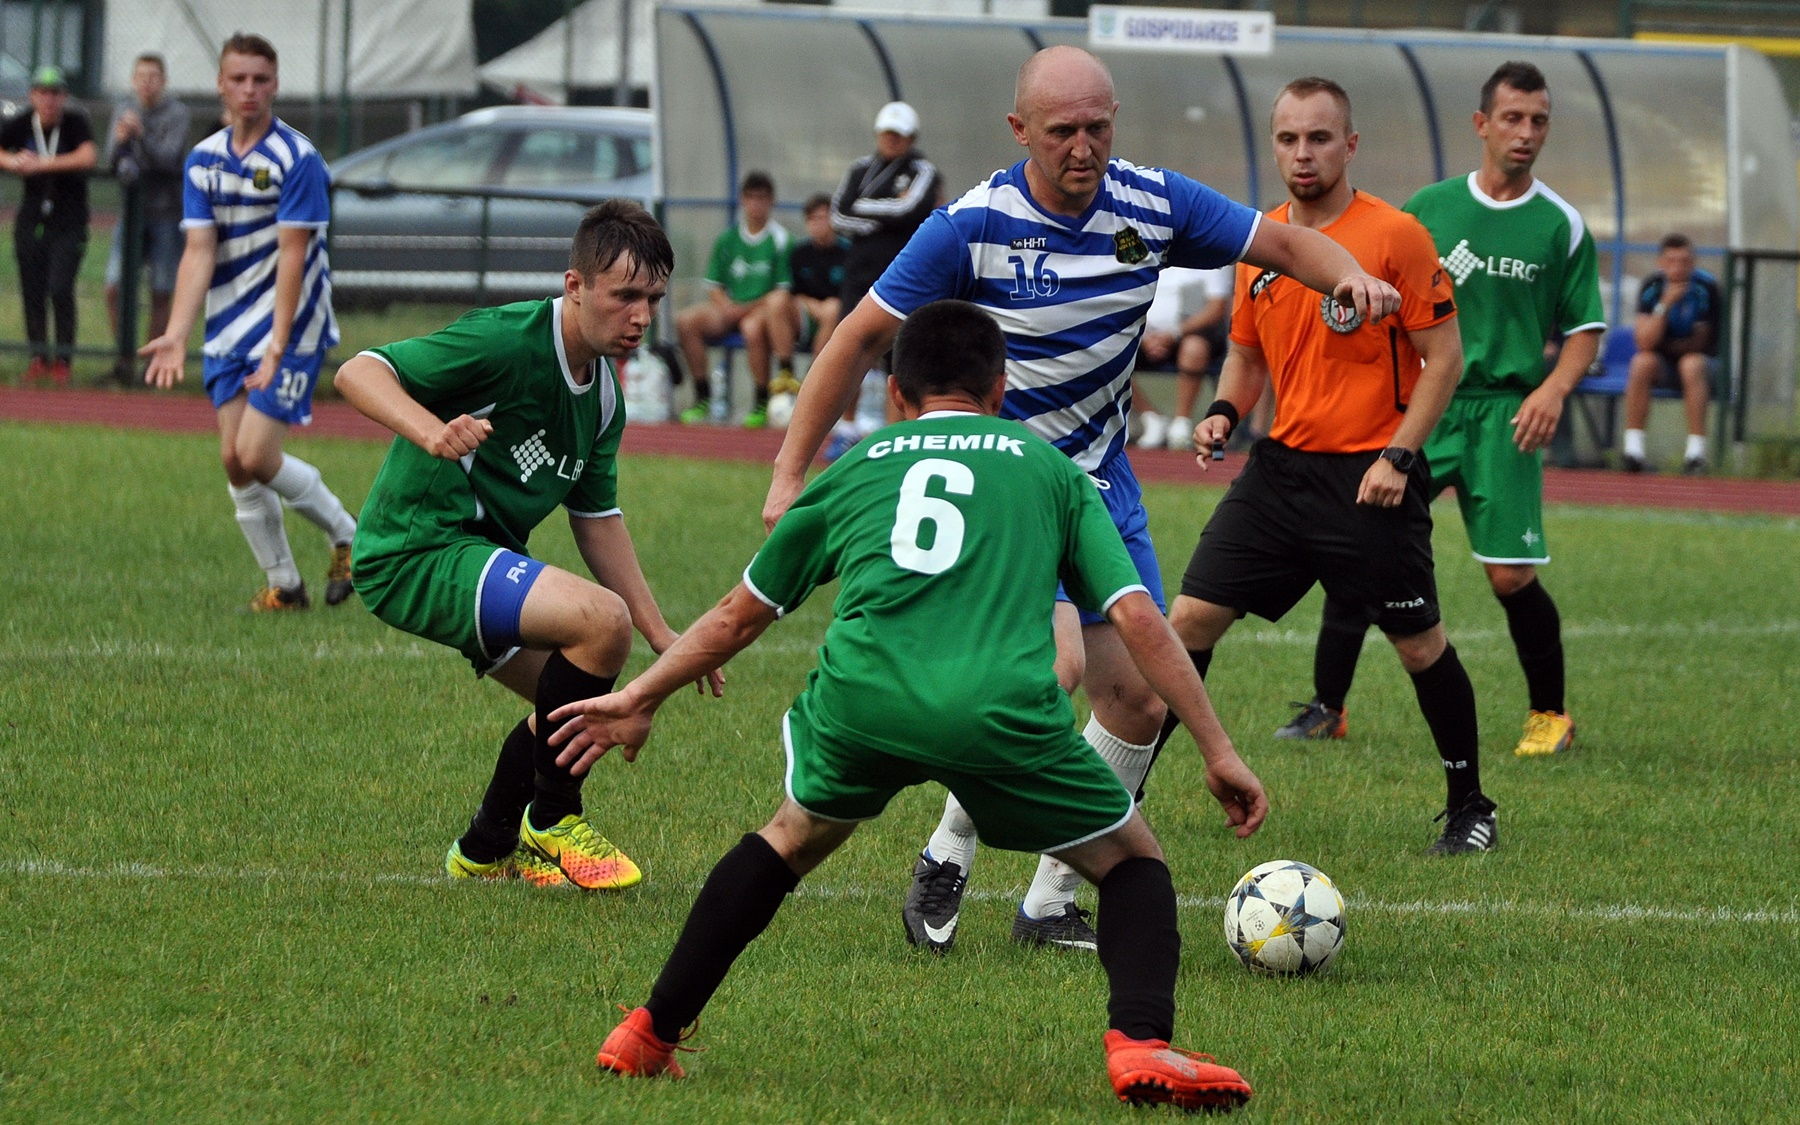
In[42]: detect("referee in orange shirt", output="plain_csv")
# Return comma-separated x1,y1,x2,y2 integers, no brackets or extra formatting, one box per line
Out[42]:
1167,77,1495,855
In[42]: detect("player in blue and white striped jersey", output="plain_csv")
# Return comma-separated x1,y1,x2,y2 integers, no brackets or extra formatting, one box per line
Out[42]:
142,33,357,613
767,46,1400,950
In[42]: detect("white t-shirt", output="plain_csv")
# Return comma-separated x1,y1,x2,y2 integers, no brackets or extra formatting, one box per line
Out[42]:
1145,265,1233,335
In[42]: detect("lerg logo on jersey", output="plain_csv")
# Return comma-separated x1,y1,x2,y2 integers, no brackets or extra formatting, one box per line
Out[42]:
1113,226,1149,264
511,429,584,484
1319,294,1364,334
1442,238,1540,287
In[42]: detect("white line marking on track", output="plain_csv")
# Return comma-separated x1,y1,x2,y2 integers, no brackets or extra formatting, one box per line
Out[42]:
4,858,1795,927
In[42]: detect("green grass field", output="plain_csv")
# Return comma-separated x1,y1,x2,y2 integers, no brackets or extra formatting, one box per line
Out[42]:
2,422,1798,1121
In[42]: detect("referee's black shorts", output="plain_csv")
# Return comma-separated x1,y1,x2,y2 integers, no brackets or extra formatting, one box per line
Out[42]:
1178,438,1441,637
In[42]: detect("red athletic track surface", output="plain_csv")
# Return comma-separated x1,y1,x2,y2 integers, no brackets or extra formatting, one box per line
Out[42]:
4,385,1798,517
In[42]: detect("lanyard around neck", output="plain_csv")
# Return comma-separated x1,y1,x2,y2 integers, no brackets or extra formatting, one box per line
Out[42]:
31,114,60,162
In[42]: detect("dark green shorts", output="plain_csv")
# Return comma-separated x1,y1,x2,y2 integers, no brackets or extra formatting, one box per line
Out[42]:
780,693,1133,854
1426,395,1550,564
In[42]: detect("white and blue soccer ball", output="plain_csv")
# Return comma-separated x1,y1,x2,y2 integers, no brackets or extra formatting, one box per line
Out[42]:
1222,859,1346,976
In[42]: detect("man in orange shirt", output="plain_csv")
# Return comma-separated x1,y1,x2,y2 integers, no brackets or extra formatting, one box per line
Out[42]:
1167,78,1495,855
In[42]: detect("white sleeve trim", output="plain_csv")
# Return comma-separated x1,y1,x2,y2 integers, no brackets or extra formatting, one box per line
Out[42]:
741,563,787,618
565,506,622,520
355,349,398,373
276,220,330,230
1099,583,1151,615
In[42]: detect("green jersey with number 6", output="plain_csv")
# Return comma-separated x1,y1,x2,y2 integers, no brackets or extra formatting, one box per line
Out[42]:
353,296,624,564
746,411,1144,772
1404,173,1605,396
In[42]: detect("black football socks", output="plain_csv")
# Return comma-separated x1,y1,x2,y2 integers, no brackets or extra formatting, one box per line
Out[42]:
1497,579,1565,714
646,832,800,1043
528,650,615,830
1098,856,1180,1043
1315,595,1372,712
458,717,534,863
1409,642,1483,809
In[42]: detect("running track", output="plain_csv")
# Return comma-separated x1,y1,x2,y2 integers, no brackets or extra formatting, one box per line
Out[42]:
4,385,1797,517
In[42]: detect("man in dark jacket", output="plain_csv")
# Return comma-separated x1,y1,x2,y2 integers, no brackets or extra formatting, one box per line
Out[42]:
824,101,941,455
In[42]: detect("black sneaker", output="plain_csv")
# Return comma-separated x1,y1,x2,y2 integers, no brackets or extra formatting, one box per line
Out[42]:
1682,456,1707,476
324,540,355,606
1273,699,1347,741
1622,454,1648,474
902,853,967,953
1429,795,1498,855
1011,903,1098,951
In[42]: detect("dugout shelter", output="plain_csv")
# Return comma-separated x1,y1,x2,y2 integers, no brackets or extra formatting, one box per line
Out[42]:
654,4,1799,458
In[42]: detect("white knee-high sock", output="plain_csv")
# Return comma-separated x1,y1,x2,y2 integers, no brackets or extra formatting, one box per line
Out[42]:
230,481,301,589
925,792,978,872
1085,714,1159,795
1019,717,1158,920
267,454,357,545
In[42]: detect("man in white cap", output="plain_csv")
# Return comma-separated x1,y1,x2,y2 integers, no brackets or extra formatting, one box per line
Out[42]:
824,100,941,457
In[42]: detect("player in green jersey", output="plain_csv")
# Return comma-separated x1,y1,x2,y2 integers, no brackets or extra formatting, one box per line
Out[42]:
335,199,720,891
547,299,1269,1112
673,170,798,427
1288,62,1603,781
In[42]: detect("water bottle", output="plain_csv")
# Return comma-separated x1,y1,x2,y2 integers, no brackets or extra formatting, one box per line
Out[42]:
708,365,730,423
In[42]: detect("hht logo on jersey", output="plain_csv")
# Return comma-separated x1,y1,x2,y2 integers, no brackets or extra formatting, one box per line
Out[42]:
511,429,585,484
1442,239,1542,287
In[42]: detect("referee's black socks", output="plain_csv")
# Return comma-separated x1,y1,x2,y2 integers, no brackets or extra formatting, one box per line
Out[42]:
1408,642,1482,809
1497,578,1565,714
528,650,616,830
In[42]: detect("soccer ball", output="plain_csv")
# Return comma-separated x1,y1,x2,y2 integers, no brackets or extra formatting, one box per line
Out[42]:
766,391,796,428
1222,859,1345,976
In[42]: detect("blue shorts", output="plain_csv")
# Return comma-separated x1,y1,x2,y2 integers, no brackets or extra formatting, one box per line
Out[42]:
1058,454,1164,625
203,350,327,426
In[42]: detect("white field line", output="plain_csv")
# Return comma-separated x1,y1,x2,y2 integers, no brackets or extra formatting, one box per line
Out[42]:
8,617,1800,667
3,857,1796,928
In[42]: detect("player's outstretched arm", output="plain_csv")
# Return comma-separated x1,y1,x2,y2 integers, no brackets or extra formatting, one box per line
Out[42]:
333,354,493,458
140,225,218,388
548,583,777,773
1106,591,1268,837
1243,220,1400,324
764,297,901,530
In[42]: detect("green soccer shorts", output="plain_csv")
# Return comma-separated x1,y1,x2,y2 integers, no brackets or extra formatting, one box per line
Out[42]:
352,537,543,674
1425,394,1551,565
780,693,1134,854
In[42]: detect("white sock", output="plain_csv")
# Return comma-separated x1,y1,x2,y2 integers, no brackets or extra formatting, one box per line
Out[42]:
267,454,357,545
230,481,301,590
1623,429,1647,459
1084,714,1159,796
1017,718,1157,920
925,793,978,873
1685,434,1707,461
1021,853,1086,920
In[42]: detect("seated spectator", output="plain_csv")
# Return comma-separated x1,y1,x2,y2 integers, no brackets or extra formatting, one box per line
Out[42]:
675,171,796,428
1133,265,1231,450
785,193,846,380
1622,233,1721,474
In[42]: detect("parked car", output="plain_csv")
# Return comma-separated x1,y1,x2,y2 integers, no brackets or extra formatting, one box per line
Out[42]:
328,105,653,303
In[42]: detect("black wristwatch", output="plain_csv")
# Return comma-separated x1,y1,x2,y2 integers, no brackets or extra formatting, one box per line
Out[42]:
1379,446,1418,474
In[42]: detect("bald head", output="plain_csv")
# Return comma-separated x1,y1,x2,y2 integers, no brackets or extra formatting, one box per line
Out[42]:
1014,46,1115,119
